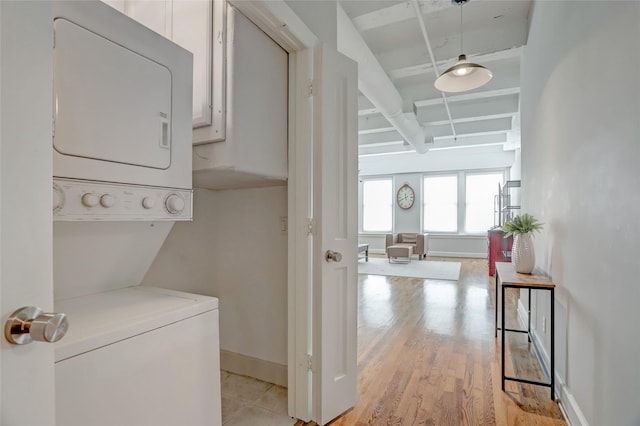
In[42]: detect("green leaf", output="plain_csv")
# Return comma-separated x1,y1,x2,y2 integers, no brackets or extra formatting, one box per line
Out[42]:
502,213,543,237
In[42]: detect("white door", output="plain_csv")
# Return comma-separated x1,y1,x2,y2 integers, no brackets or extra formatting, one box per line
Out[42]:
0,2,56,424
312,45,358,425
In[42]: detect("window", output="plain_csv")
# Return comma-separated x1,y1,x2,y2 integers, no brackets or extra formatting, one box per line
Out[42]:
362,179,392,232
465,173,504,233
423,175,458,232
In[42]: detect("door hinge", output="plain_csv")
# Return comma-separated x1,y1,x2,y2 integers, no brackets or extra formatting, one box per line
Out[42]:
304,80,314,98
306,218,314,235
306,354,313,371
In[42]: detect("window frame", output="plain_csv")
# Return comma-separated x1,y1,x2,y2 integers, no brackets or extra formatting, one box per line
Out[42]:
422,168,508,236
421,173,459,234
463,170,506,234
359,176,394,234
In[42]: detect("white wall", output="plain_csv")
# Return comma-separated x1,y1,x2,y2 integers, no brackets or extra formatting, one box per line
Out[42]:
520,2,640,425
284,0,336,48
359,147,516,258
53,222,174,299
142,186,288,382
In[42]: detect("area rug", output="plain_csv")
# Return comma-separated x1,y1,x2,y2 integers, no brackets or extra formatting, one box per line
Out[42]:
358,258,461,281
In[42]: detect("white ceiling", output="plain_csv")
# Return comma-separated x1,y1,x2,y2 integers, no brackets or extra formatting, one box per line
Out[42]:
338,0,531,157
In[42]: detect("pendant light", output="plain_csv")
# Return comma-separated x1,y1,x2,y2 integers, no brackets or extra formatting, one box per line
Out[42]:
434,0,492,93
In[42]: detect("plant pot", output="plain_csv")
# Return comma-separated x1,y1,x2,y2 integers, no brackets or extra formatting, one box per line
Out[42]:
512,232,535,274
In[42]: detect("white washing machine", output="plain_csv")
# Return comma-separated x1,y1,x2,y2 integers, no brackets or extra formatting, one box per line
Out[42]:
54,286,221,426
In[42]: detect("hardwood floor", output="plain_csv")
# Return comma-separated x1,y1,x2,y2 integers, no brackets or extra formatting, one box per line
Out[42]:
297,257,566,426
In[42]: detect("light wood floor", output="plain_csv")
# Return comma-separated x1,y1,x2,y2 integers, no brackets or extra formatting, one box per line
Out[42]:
297,257,566,426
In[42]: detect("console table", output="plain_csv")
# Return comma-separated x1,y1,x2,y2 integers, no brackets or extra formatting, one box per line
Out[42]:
495,261,555,400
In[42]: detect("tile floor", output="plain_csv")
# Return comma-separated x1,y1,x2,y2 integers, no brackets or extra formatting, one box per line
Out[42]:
220,370,296,426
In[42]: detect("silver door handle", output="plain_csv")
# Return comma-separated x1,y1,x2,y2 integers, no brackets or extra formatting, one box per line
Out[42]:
325,250,343,263
5,306,69,345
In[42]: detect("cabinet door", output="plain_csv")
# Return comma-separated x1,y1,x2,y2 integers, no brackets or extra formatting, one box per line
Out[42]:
172,0,215,129
101,0,217,131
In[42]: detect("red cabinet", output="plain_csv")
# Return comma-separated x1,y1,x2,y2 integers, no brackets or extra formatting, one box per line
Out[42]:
488,228,512,276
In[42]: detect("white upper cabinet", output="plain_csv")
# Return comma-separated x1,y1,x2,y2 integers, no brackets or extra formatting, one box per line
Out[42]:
191,4,288,189
102,0,219,132
102,0,288,188
172,1,219,130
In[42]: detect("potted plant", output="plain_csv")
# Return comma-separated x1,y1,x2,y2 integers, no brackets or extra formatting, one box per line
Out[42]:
502,213,543,274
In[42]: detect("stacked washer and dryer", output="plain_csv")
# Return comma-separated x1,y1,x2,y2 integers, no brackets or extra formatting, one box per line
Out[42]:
51,2,221,425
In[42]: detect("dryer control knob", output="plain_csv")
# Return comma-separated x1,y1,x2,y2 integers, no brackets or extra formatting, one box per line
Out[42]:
165,194,185,214
100,194,115,208
81,193,99,208
142,197,155,209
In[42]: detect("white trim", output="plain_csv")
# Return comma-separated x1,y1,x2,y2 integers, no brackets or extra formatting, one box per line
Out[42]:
556,382,591,426
426,233,487,239
220,350,288,387
231,1,317,421
359,233,486,239
229,0,318,52
287,47,314,422
517,299,587,426
358,232,388,238
528,328,589,426
366,249,486,258
427,251,486,258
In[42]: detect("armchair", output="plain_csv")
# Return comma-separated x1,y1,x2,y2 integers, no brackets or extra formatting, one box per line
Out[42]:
385,233,429,260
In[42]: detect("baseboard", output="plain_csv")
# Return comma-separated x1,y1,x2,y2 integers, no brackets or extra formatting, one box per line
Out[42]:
220,350,287,387
517,299,528,329
523,318,589,426
556,381,591,426
427,251,486,259
368,249,486,258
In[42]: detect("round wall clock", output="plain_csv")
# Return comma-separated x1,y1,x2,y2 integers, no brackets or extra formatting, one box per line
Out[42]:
396,184,415,209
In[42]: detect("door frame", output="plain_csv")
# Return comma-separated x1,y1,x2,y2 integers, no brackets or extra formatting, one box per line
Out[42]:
229,1,347,423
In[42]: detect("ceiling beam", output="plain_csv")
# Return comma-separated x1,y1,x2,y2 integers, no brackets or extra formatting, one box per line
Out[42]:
338,4,431,154
358,107,379,116
358,87,520,116
423,112,517,127
389,46,524,80
351,0,448,32
433,132,507,144
358,126,396,135
414,87,520,108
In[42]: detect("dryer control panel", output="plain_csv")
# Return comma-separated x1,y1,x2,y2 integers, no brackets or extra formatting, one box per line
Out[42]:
53,178,192,221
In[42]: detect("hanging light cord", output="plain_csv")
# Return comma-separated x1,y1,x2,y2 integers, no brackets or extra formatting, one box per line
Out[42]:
410,0,457,139
460,4,463,54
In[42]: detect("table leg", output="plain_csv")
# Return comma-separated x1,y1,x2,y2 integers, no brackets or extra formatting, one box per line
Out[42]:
528,288,532,343
501,284,506,392
365,248,368,262
495,272,499,338
550,287,555,400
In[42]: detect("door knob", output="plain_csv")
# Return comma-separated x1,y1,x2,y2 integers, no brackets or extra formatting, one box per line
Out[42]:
325,250,343,263
5,306,69,345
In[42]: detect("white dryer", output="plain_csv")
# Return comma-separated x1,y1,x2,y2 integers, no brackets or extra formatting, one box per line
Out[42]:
55,286,221,426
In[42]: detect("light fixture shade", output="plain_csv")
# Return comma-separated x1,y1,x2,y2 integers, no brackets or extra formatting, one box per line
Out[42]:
434,54,493,93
